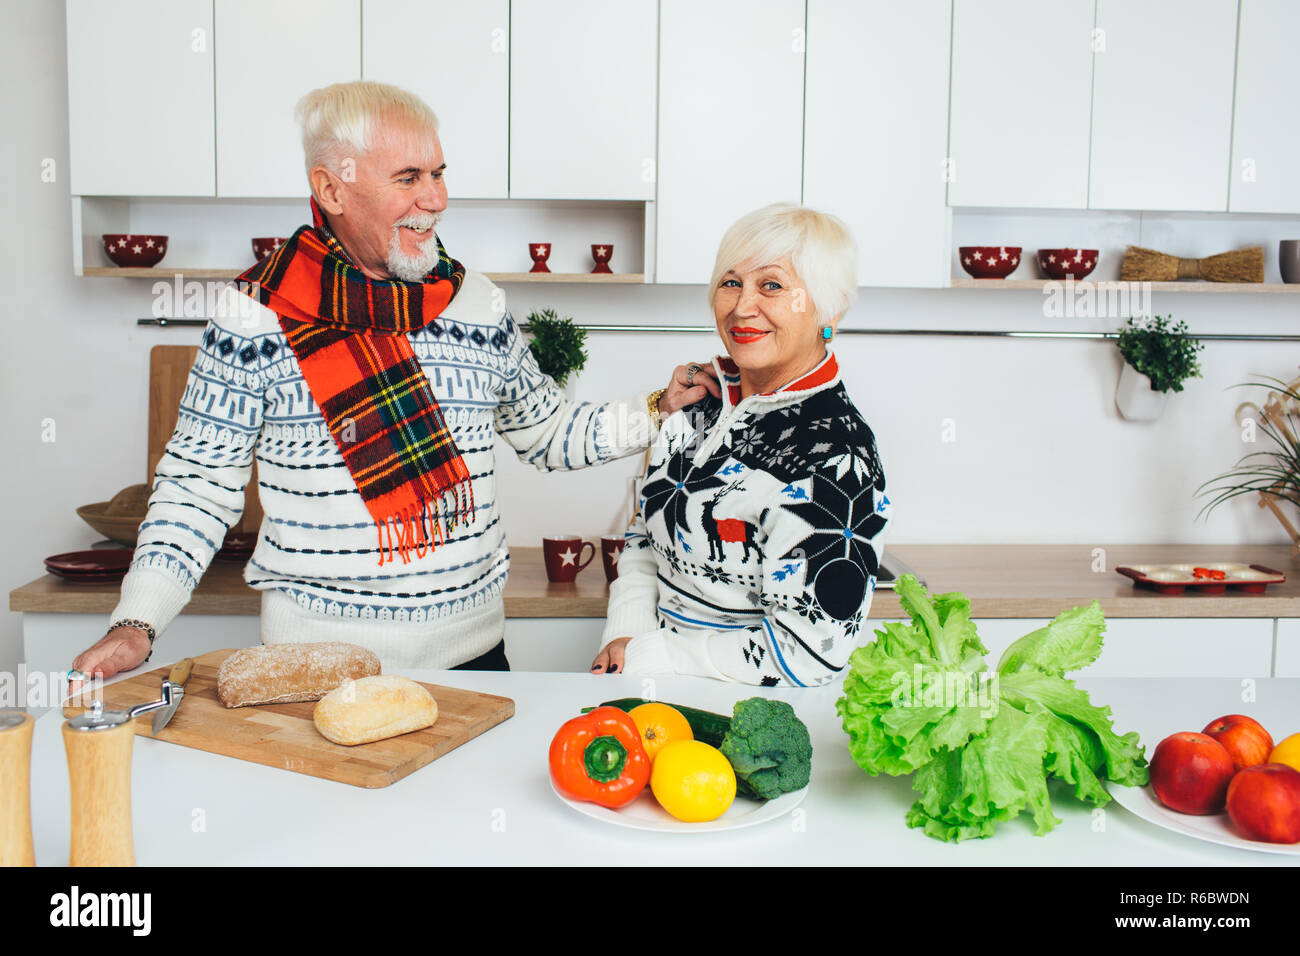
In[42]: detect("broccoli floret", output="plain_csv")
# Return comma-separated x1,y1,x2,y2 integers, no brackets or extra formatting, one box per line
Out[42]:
719,697,813,801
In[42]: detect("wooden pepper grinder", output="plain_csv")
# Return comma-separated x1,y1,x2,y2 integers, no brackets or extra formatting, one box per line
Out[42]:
0,711,35,866
63,701,136,867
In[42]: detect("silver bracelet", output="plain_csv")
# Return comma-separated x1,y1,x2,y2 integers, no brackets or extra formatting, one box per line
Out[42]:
110,618,157,664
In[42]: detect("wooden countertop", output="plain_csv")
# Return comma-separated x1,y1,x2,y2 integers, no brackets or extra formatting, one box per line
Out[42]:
11,544,1300,619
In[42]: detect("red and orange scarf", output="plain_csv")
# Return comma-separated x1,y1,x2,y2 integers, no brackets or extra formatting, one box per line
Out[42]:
237,198,474,566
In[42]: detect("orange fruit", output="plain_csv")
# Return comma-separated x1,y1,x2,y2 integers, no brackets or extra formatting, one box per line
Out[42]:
1269,732,1300,773
628,703,694,763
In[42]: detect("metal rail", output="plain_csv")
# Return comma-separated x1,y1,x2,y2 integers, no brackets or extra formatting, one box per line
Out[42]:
134,317,1300,342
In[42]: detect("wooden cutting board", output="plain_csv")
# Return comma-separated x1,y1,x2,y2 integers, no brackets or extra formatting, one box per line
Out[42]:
149,346,263,532
62,650,515,788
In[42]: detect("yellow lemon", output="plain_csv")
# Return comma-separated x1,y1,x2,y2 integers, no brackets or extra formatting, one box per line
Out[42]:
650,740,736,822
629,702,694,763
1269,732,1300,772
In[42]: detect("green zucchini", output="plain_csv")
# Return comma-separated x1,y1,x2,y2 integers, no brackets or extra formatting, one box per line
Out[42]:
582,698,731,748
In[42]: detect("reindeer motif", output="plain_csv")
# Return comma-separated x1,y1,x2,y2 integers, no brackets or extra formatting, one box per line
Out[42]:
701,482,759,563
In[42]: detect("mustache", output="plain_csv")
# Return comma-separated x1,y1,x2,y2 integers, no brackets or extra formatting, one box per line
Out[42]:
393,211,443,232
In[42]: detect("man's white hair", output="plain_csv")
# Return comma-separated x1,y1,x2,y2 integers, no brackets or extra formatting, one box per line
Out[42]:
295,80,440,176
708,203,859,326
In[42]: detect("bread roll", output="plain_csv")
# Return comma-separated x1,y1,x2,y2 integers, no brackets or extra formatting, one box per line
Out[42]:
217,642,381,708
313,676,438,746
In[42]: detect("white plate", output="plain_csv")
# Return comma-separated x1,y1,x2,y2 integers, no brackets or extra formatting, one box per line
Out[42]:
552,779,808,833
1109,782,1300,855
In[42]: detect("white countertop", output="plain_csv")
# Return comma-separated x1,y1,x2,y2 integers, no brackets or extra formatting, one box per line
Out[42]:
28,669,1300,866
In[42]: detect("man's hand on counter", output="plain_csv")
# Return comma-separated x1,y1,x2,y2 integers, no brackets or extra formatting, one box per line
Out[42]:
68,626,152,694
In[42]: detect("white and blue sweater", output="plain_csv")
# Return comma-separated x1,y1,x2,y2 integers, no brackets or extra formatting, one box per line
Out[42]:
111,271,655,668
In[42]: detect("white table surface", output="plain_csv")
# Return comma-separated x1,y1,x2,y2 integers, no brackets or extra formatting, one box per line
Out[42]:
28,668,1300,866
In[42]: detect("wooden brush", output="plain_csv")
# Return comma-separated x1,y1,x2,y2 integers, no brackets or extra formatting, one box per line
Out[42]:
1120,244,1263,282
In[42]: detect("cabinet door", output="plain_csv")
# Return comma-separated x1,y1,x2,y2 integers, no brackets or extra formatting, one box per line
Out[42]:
953,618,1274,678
510,0,657,200
804,0,952,287
363,0,508,200
215,0,361,198
66,0,215,196
1089,0,1237,212
947,0,1095,209
656,0,806,284
1229,0,1300,214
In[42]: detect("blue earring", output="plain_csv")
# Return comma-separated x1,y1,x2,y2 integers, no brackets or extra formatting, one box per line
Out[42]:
821,326,833,340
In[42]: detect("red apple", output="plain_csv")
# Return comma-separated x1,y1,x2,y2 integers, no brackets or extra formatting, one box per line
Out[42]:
1149,732,1235,814
1225,763,1300,844
1202,714,1275,772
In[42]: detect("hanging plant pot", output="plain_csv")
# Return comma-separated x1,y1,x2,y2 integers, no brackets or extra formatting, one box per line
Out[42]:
1115,362,1170,421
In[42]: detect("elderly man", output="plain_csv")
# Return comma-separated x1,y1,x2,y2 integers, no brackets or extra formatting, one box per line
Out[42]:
71,80,717,679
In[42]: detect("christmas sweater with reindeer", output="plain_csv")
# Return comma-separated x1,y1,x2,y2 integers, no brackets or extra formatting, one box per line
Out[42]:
603,351,892,687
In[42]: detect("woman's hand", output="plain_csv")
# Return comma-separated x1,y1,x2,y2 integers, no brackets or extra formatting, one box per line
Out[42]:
591,637,632,674
658,360,721,416
68,626,151,694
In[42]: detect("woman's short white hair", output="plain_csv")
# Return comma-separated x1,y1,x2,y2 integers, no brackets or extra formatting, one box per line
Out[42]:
708,203,859,326
295,80,440,176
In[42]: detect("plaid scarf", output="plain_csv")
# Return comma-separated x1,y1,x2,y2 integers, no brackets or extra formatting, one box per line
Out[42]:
236,198,474,567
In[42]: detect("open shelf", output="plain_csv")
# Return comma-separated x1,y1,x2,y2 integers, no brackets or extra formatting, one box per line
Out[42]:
83,266,644,284
949,277,1300,293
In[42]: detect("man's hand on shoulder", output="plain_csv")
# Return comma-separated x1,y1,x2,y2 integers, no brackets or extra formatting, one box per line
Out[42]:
658,359,721,416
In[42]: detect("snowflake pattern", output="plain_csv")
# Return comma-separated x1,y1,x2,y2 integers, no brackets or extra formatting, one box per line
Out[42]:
632,376,887,686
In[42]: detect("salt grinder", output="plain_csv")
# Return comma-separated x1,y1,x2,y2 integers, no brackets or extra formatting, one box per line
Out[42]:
0,711,35,866
63,701,136,867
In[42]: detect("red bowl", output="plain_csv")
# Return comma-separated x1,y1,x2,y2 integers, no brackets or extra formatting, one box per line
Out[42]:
1037,248,1099,279
252,237,289,261
958,246,1021,279
103,234,167,267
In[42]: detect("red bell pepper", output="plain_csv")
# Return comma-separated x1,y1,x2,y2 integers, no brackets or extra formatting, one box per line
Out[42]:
549,706,650,808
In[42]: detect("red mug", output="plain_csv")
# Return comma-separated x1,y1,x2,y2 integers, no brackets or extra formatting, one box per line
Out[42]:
601,534,627,581
543,535,595,583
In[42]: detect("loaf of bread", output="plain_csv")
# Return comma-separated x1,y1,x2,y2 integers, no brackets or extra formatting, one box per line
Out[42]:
313,676,438,746
216,642,381,708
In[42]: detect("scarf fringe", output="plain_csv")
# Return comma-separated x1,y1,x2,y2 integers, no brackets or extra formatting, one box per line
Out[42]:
375,479,478,566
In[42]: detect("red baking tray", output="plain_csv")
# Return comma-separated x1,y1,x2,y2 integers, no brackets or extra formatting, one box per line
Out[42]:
1116,563,1286,595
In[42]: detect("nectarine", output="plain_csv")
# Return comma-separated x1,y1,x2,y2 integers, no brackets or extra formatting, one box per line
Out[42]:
1225,763,1300,844
1149,732,1235,815
1203,714,1274,773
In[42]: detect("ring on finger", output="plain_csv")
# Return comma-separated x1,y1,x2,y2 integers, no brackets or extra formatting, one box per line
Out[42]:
686,363,701,385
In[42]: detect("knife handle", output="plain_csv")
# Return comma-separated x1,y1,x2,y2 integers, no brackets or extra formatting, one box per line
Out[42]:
168,658,194,688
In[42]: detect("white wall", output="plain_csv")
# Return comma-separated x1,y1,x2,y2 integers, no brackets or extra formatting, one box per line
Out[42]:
3,0,1298,676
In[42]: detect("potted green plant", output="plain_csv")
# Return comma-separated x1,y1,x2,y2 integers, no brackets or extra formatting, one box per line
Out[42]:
527,308,588,396
1197,374,1300,561
1114,314,1205,420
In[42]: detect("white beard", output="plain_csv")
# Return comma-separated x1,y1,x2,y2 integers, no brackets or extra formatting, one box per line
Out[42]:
386,211,444,281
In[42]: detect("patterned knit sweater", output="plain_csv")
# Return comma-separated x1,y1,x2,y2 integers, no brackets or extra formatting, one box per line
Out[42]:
111,271,655,668
601,351,892,687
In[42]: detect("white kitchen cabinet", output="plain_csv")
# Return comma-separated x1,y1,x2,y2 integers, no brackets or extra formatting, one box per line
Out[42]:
1228,0,1300,214
66,0,215,196
867,617,1277,678
509,0,657,201
655,0,806,284
1089,0,1238,212
947,0,1095,209
215,0,361,198
803,0,952,288
1275,619,1298,677
363,0,509,200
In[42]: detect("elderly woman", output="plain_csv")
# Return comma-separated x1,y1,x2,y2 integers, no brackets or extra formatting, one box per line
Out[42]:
591,203,891,687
